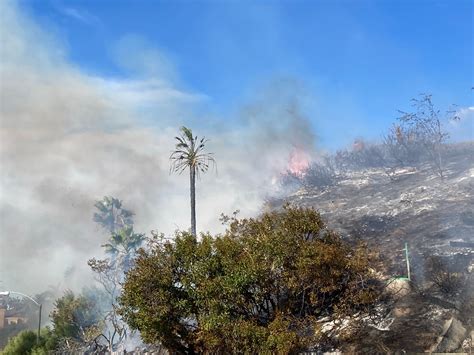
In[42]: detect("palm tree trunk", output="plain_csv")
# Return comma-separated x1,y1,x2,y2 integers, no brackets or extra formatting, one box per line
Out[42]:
190,166,197,236
111,203,115,234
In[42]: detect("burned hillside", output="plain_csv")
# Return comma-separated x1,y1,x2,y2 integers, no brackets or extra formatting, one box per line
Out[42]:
269,142,474,352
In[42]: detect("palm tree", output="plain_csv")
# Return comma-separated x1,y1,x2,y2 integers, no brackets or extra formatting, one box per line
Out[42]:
93,196,134,234
102,226,145,256
102,226,145,271
170,126,216,236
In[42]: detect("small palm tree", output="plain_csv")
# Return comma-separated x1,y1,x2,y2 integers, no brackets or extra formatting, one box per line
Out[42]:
102,226,145,256
102,226,145,271
93,196,134,234
170,126,216,236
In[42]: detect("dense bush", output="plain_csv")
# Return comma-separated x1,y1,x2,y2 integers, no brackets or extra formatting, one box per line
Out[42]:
0,319,29,349
2,328,59,355
119,205,382,353
51,291,102,343
48,290,109,353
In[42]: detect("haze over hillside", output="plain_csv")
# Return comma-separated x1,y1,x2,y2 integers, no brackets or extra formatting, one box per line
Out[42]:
0,0,472,353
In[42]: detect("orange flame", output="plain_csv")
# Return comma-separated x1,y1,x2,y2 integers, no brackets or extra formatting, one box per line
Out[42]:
288,148,310,176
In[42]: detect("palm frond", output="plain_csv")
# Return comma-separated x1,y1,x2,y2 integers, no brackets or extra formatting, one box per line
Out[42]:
180,126,194,142
170,126,216,177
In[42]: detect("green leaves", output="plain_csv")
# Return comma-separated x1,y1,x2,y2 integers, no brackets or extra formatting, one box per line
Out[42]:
169,126,216,177
2,328,59,355
93,196,134,234
119,206,382,353
51,291,101,342
101,226,145,256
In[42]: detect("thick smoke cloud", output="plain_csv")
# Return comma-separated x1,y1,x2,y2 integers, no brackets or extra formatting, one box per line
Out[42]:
0,1,316,294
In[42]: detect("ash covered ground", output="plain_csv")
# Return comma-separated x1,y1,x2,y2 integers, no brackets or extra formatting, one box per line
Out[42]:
270,142,474,353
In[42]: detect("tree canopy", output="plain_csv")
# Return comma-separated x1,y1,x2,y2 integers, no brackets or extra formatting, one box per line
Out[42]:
119,205,382,353
51,291,102,344
93,196,134,234
2,328,58,355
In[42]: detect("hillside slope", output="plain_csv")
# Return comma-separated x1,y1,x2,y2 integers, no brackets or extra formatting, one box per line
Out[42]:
271,143,474,352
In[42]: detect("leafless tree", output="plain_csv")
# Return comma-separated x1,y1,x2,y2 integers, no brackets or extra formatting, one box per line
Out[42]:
385,94,460,179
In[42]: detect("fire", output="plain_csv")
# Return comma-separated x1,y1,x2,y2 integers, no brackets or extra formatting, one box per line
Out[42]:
288,148,310,176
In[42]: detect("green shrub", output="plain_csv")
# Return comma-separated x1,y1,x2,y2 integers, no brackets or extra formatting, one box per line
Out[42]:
2,328,58,355
119,205,382,353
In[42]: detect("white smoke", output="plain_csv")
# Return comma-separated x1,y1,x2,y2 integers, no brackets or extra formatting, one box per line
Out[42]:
449,106,474,142
0,1,316,294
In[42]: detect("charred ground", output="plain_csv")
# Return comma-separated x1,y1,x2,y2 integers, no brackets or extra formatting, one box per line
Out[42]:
269,142,474,352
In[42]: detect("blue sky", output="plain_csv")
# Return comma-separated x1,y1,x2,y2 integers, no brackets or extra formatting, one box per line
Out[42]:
18,0,472,149
0,0,472,293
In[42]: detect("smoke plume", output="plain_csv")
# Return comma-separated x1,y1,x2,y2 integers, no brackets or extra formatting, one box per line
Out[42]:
0,1,316,294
